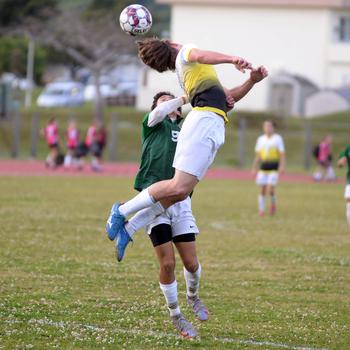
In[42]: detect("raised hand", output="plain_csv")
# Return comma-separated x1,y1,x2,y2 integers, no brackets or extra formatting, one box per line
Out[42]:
232,56,253,73
250,66,268,83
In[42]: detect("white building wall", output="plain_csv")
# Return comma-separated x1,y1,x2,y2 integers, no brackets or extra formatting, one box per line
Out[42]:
137,4,349,112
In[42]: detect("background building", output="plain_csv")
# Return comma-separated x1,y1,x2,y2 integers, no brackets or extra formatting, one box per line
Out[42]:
137,0,350,116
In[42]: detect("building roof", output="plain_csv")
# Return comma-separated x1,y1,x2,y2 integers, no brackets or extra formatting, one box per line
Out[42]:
157,0,350,8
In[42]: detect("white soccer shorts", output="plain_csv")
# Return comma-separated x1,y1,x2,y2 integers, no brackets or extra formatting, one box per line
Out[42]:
344,185,350,199
146,196,199,237
173,110,225,181
256,171,279,186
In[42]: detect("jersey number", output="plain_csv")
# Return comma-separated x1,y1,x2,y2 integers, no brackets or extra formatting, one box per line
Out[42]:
171,130,179,142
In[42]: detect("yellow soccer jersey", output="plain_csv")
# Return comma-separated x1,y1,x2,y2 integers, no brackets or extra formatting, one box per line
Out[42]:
175,44,228,122
255,134,285,171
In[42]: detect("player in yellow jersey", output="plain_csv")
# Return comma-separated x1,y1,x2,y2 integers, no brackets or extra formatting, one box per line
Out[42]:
106,38,268,260
252,121,286,216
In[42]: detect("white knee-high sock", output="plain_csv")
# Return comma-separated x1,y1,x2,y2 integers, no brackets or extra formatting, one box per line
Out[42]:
346,203,350,226
270,194,276,206
258,195,265,212
159,280,180,317
125,202,165,238
184,264,201,298
119,188,156,218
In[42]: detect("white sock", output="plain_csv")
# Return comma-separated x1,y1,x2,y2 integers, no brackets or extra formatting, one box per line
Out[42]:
326,166,335,180
258,195,265,212
184,263,201,298
125,202,165,238
270,194,276,206
346,203,350,226
64,154,72,167
313,171,322,181
119,188,155,217
159,280,180,317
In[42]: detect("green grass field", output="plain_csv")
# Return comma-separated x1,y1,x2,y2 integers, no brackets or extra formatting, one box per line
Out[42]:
0,176,350,349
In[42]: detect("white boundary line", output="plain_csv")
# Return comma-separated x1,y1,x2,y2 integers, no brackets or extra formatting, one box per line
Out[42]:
4,318,329,350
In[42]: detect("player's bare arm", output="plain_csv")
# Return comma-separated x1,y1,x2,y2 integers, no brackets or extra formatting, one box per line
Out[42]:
338,156,347,168
226,66,268,103
188,48,252,73
278,152,286,174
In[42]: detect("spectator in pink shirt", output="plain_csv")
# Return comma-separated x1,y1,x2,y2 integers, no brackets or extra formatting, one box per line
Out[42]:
42,118,60,169
313,135,336,181
64,120,80,169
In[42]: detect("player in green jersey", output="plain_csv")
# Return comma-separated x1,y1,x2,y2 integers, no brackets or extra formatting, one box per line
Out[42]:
338,146,350,225
126,91,206,338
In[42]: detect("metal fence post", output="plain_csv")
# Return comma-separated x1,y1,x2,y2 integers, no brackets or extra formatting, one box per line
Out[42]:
30,112,39,158
108,112,118,161
237,118,247,168
304,120,312,170
11,107,21,158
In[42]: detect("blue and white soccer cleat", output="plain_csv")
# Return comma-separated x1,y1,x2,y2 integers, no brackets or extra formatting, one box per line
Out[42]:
171,313,198,339
187,295,209,321
106,202,126,241
115,225,132,262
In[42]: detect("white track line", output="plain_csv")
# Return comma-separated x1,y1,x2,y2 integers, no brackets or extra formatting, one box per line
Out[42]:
5,318,329,350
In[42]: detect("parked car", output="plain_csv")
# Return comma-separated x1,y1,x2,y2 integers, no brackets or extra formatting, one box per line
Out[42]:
83,83,120,101
37,82,85,107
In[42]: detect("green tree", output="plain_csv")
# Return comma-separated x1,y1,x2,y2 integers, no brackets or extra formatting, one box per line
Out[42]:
0,0,58,27
0,37,46,82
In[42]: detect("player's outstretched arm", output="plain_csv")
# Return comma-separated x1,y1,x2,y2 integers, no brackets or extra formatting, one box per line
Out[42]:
226,66,268,103
148,96,188,127
188,48,252,73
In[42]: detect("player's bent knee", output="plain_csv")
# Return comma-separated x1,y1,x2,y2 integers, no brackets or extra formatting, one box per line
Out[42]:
161,259,176,275
183,260,199,273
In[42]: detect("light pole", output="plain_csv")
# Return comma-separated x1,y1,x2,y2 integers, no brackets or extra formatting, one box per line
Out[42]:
25,34,35,108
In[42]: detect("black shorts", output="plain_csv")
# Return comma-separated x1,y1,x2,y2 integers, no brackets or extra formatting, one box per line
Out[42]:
48,143,58,149
90,141,104,157
149,223,196,247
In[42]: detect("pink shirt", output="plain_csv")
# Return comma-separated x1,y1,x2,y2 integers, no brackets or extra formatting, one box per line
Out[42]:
45,123,58,145
85,126,96,147
67,127,79,148
318,142,331,162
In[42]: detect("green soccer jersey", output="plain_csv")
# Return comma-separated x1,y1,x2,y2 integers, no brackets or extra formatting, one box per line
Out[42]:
339,146,350,184
134,113,182,191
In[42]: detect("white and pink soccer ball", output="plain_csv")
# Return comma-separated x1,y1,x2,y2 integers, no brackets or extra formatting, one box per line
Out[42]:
119,4,152,36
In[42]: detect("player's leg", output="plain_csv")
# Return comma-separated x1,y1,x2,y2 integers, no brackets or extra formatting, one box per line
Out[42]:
170,197,208,321
344,185,350,226
326,165,336,181
268,185,276,215
175,239,209,322
256,171,267,216
267,172,279,215
110,170,198,260
150,223,197,338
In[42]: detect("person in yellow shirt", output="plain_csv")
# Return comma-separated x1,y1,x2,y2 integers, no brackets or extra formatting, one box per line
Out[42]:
252,121,286,216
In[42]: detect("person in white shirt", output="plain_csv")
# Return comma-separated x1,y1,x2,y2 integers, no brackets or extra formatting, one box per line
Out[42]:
252,121,286,216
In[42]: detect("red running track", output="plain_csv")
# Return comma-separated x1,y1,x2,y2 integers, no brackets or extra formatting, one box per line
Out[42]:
0,159,344,184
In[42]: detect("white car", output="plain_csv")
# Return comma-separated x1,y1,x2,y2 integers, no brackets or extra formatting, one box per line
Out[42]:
84,84,120,101
37,82,85,107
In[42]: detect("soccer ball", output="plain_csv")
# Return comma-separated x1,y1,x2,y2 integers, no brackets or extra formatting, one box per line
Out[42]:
119,4,152,36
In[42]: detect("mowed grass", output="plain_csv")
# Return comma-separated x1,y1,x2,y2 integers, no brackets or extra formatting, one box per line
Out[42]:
0,176,349,350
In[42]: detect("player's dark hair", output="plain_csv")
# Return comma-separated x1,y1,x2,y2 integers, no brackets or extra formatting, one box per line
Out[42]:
137,38,178,72
151,91,175,110
151,91,182,116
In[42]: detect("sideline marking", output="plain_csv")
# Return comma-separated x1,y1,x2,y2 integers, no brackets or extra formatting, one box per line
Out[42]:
4,318,329,350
